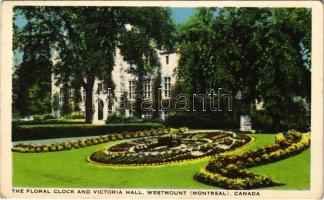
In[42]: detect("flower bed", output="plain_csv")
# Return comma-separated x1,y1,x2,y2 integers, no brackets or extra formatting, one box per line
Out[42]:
89,130,251,165
195,130,310,189
12,128,170,153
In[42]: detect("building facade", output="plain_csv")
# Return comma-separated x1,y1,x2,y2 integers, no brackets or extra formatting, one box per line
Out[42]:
52,48,179,123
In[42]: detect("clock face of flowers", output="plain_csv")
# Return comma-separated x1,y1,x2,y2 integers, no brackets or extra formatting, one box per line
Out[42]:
89,131,251,165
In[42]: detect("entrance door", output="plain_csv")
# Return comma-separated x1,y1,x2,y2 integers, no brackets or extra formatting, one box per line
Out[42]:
98,99,104,120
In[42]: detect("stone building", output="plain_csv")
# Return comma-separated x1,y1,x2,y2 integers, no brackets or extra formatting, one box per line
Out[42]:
51,48,179,123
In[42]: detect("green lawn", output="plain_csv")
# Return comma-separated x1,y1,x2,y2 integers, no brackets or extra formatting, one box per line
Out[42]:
13,134,310,189
249,148,310,190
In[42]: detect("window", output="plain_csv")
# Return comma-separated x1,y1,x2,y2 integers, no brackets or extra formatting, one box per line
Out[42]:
129,81,135,100
69,89,74,98
142,111,152,119
144,79,151,99
97,83,102,94
82,89,86,102
108,98,113,113
164,110,169,118
166,55,169,64
129,63,135,70
59,89,64,103
129,110,134,117
164,77,171,98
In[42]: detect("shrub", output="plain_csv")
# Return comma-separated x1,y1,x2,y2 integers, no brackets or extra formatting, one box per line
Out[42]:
32,114,55,123
98,138,104,143
57,145,64,151
252,103,310,132
251,111,273,132
194,172,279,190
79,141,87,147
42,146,49,152
225,163,239,172
165,113,239,129
49,145,57,151
43,119,86,124
14,118,86,125
274,133,285,144
64,111,85,119
85,140,93,146
107,114,143,124
91,138,99,144
12,123,165,141
285,130,302,143
64,143,72,150
43,114,55,121
33,115,44,123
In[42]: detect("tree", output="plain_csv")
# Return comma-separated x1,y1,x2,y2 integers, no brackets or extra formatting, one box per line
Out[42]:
13,10,53,116
177,8,311,131
212,8,272,114
177,8,215,100
52,92,60,117
257,8,311,130
152,69,162,119
14,7,175,123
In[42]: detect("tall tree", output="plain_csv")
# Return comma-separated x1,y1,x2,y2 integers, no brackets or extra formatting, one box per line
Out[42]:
257,8,311,130
177,8,215,99
14,7,175,123
177,8,311,130
13,8,53,116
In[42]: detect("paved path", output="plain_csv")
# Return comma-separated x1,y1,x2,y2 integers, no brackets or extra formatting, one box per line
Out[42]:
13,129,236,146
13,136,95,145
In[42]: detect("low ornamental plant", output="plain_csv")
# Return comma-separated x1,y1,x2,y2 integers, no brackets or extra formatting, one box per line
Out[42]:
195,130,310,189
12,128,170,153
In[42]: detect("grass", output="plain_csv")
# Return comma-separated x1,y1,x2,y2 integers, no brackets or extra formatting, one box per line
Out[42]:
249,148,310,190
12,134,310,189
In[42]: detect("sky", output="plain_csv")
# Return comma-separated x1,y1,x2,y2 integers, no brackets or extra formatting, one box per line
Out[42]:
16,7,195,27
170,8,195,25
14,7,195,64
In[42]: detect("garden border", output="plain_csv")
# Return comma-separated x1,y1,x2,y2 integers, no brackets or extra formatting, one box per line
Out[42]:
194,131,310,189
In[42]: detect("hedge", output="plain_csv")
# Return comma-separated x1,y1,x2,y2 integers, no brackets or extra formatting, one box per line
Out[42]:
12,123,165,141
165,113,239,129
13,119,86,125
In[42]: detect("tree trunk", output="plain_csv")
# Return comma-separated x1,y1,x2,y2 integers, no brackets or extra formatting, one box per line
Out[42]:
134,65,145,118
152,70,161,119
62,84,71,115
84,76,95,124
134,76,144,118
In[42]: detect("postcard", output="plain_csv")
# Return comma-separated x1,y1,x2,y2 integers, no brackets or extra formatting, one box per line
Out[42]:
0,1,323,199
